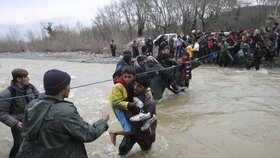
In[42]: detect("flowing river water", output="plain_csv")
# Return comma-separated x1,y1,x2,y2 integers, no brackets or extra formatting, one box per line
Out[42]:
0,58,280,158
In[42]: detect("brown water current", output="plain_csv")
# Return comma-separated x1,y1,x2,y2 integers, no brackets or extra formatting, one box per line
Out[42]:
0,58,280,158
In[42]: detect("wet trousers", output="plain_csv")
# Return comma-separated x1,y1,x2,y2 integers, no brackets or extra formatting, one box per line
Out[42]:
119,134,155,156
9,127,23,158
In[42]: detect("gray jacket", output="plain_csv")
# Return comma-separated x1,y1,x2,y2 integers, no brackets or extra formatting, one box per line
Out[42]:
0,81,39,127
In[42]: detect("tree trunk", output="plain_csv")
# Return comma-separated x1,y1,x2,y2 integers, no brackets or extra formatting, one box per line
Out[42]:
138,19,145,37
191,8,198,31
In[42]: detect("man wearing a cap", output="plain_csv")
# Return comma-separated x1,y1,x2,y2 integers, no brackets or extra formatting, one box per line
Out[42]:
16,69,109,158
0,68,39,158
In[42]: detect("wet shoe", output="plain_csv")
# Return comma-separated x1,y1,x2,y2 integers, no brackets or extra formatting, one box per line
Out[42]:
130,112,151,122
171,81,179,91
133,97,144,108
180,87,185,92
141,114,157,131
167,86,179,94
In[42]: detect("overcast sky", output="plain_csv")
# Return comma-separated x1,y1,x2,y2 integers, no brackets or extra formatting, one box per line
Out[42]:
0,0,111,39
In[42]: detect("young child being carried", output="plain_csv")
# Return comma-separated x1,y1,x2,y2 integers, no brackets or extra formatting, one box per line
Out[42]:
129,96,156,131
109,66,156,146
118,73,157,156
108,66,136,145
129,73,157,131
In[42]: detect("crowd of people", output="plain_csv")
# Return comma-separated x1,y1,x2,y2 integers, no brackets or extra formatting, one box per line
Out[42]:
113,52,195,99
108,48,200,155
1,24,280,157
0,51,192,157
126,23,280,71
110,24,280,103
108,24,280,156
0,67,158,157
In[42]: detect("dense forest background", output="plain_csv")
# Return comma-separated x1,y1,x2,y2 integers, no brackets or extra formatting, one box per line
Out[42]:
0,0,279,54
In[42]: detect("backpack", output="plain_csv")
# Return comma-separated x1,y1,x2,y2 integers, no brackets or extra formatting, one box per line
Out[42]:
7,86,16,106
7,85,38,106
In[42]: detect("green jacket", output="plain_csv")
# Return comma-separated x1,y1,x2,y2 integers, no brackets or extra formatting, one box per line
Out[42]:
16,94,108,158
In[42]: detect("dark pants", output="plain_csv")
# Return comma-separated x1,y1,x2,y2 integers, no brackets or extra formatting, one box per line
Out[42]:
9,127,23,158
193,51,198,59
277,38,280,55
175,46,181,60
247,59,261,70
169,46,175,58
111,49,116,57
119,134,155,156
161,72,179,93
133,50,139,58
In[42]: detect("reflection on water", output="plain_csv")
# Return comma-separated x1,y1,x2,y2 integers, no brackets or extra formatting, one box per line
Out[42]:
0,59,280,158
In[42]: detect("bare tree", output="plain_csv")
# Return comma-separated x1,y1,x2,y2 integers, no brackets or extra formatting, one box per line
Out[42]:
1,0,279,53
134,0,151,37
41,22,55,39
119,0,135,38
193,0,238,32
168,0,191,33
93,1,125,41
147,0,178,33
94,11,111,40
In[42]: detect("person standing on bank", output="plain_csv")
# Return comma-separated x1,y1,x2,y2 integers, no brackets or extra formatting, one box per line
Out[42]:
0,68,39,158
110,40,117,57
16,69,109,158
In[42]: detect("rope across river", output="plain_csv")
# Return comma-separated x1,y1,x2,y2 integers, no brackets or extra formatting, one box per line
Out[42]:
0,47,232,101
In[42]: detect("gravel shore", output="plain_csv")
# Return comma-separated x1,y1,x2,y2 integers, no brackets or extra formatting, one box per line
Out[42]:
0,51,119,64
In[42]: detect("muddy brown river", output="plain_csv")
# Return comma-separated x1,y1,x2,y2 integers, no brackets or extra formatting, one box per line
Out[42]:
0,58,279,158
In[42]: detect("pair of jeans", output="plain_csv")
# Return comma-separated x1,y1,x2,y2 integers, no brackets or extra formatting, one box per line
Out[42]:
9,127,23,158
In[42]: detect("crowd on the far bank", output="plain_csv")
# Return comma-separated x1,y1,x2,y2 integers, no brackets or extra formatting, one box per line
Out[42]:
111,23,280,71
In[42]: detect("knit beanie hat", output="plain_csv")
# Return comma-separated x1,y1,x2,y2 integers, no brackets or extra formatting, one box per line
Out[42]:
135,73,150,88
123,54,132,64
43,69,71,95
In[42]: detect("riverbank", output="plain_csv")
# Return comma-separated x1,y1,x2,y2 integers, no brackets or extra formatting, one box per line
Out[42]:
0,51,279,68
0,51,119,64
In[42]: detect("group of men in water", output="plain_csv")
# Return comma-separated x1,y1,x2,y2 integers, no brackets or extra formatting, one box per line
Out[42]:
0,66,159,157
